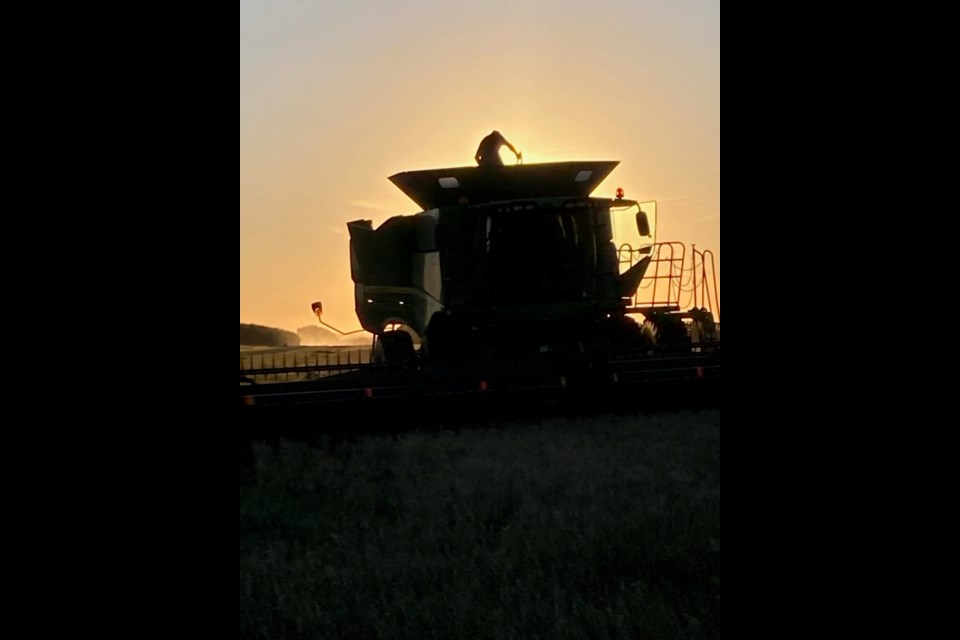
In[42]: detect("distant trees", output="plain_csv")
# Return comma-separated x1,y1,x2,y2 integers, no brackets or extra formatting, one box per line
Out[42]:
239,323,369,347
239,323,300,347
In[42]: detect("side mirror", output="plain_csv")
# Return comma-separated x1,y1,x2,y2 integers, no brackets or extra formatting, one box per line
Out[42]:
636,210,651,237
311,301,323,321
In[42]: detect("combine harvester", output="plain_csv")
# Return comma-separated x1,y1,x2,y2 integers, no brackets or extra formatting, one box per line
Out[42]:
240,158,719,419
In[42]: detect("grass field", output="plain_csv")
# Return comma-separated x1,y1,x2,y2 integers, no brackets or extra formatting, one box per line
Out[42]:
240,409,720,639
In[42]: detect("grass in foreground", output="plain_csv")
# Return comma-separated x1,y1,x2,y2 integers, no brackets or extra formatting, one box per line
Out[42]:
240,410,720,639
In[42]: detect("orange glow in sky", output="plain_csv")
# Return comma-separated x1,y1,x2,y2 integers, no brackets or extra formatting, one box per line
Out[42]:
240,0,720,333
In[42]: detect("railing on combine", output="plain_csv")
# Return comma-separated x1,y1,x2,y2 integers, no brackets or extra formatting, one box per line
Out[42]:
691,245,720,323
619,242,720,322
619,242,686,313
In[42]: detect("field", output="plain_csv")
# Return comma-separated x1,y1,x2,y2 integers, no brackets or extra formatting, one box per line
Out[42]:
240,409,720,639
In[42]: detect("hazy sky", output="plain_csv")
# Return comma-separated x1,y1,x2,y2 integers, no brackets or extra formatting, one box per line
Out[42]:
240,0,720,333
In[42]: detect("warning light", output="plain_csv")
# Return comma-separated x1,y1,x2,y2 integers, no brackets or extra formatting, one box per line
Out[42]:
616,188,625,200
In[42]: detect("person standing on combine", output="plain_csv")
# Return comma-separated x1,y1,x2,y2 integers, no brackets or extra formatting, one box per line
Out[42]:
475,130,522,166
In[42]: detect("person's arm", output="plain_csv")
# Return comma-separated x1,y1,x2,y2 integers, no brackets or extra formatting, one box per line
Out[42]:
475,142,484,164
503,139,520,158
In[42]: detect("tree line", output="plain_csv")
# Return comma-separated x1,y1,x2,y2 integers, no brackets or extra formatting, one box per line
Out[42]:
240,323,300,347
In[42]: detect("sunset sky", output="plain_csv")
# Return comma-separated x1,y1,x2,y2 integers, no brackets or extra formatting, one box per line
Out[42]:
240,0,720,334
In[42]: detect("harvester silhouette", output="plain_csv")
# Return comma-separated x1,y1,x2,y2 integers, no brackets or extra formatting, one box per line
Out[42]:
314,159,718,365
